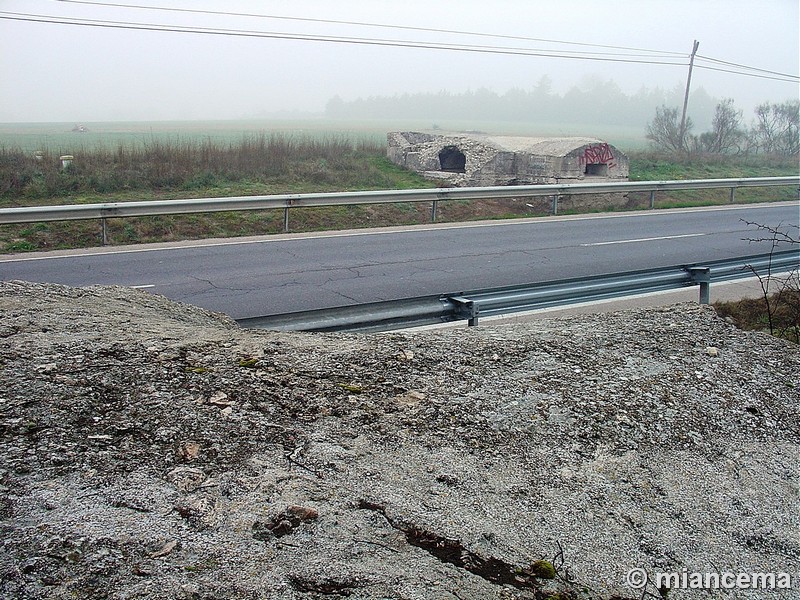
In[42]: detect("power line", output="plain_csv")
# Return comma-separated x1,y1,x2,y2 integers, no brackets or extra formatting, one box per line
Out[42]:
694,63,799,84
0,12,691,66
52,0,687,58
695,54,799,80
3,8,798,84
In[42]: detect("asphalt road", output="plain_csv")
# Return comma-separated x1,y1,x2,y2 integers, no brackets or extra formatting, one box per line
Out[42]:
1,202,797,319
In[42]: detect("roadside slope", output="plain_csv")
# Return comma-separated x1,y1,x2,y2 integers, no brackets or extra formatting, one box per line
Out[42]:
1,281,798,599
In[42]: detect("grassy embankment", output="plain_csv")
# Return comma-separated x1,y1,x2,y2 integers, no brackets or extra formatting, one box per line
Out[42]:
627,154,798,208
0,136,797,253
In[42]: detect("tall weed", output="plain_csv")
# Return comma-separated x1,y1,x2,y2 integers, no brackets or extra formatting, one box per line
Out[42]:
0,134,386,199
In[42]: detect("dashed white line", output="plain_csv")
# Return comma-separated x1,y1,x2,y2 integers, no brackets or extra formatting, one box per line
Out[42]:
580,233,706,247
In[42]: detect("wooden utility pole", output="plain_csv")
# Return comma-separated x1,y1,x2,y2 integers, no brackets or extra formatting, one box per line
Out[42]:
679,40,700,151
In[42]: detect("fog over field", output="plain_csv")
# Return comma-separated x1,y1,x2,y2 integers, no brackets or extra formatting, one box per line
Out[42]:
0,0,797,124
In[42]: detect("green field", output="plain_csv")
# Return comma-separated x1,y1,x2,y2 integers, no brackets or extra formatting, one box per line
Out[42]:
0,119,651,153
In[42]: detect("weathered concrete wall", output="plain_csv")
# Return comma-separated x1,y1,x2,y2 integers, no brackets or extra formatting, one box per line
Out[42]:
387,131,629,187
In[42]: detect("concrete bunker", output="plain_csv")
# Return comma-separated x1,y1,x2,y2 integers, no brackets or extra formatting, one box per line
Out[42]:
387,131,629,187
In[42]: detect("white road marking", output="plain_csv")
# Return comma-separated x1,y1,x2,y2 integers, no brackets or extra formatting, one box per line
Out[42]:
580,233,706,247
130,284,155,289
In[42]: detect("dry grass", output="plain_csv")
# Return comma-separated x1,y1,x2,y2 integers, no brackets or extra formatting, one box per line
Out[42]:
714,287,800,344
0,134,390,200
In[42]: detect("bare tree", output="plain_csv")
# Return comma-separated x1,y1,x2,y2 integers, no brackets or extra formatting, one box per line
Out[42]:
698,99,744,154
748,100,800,156
646,106,692,153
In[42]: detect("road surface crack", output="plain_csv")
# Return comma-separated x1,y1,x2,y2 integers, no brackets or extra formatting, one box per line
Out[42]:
188,275,258,294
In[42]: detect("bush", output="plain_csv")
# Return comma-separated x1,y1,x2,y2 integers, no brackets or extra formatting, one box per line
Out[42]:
714,221,800,344
714,290,800,344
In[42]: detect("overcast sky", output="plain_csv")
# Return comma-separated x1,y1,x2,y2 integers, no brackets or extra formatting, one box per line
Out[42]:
1,0,797,122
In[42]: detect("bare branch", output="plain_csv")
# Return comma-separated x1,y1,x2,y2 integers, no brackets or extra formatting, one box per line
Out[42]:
740,219,799,245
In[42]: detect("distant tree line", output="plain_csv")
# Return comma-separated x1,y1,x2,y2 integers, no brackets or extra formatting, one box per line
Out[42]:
324,76,719,129
646,99,800,157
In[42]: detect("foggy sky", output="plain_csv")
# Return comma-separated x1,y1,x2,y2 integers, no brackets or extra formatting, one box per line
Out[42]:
1,0,798,123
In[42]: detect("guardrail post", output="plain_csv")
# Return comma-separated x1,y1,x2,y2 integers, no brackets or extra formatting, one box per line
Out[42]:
449,296,479,326
552,195,559,215
283,207,290,233
101,218,109,246
729,187,736,203
431,200,438,222
649,190,656,209
689,267,711,304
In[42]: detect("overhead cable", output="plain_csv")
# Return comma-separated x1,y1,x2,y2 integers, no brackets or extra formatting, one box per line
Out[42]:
695,54,799,80
4,8,798,83
52,0,687,57
693,63,799,83
0,12,690,66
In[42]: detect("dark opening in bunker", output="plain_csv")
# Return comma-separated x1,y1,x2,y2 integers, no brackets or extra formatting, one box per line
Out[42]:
439,146,466,173
584,163,609,176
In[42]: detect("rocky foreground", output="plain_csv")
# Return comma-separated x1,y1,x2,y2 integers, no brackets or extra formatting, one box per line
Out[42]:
0,281,798,600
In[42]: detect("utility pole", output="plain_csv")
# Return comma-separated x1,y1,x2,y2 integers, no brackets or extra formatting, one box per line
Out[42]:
679,40,700,152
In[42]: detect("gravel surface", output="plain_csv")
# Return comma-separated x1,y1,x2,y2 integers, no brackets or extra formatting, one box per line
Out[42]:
1,280,798,599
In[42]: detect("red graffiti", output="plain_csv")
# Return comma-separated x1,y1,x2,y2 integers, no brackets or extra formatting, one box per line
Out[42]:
579,143,615,168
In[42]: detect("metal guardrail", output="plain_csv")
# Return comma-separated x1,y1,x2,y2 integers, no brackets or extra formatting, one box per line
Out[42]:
236,250,800,333
1,177,798,232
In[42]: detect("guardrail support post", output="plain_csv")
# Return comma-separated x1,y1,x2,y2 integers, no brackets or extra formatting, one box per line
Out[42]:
729,187,736,203
431,200,438,222
552,195,559,215
649,190,656,209
689,267,711,304
101,218,109,246
283,207,290,233
450,296,479,326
